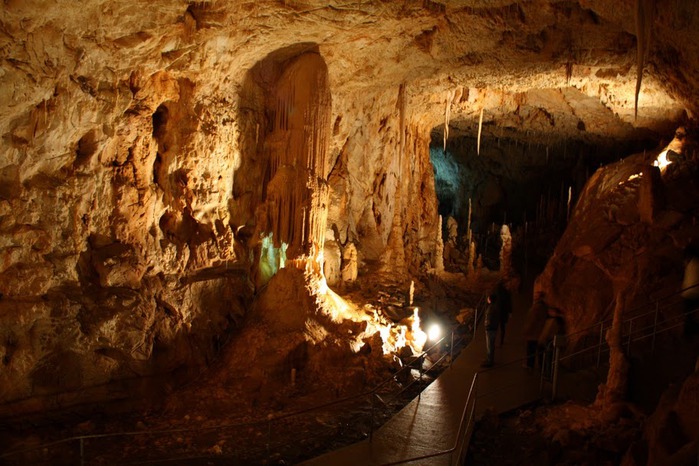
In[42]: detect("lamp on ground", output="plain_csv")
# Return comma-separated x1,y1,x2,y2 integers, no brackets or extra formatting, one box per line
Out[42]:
428,323,442,342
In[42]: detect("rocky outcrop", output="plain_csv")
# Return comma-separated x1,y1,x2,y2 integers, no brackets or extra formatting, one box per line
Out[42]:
536,136,699,345
1,0,699,416
622,368,699,466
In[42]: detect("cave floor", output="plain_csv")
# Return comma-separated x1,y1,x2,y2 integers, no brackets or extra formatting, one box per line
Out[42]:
1,266,627,466
0,270,490,465
466,399,642,466
301,273,545,466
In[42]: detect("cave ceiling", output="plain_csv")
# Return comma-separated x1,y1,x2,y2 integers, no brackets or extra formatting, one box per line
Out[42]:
2,0,696,154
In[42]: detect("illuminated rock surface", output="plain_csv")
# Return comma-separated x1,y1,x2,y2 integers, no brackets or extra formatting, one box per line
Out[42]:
1,2,698,449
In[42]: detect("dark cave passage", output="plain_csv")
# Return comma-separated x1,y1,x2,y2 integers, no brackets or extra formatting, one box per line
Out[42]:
428,127,659,272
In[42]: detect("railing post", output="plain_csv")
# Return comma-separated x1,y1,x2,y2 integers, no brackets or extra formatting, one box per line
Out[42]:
80,438,84,466
473,306,478,341
552,335,561,400
450,330,454,367
418,359,423,400
596,321,604,368
651,301,659,354
627,320,633,354
369,394,375,442
266,418,271,457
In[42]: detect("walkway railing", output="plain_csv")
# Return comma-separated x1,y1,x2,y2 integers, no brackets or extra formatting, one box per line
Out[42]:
374,294,489,466
0,295,488,466
371,282,699,465
544,283,699,399
379,373,479,466
387,284,699,465
10,281,690,465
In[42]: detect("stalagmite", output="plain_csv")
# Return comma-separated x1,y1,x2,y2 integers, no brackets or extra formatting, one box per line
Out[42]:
323,239,342,286
409,280,415,306
341,243,358,282
435,215,445,273
499,224,512,278
468,240,476,275
466,197,472,245
474,255,483,282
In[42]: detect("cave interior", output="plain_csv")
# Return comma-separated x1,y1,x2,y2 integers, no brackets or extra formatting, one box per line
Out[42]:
1,0,699,464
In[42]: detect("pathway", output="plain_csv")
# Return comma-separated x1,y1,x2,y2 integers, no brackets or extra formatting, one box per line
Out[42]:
300,287,543,466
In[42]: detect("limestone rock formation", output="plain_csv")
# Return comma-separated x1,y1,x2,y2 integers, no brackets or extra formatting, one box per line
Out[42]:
536,135,699,344
1,0,699,417
631,369,699,466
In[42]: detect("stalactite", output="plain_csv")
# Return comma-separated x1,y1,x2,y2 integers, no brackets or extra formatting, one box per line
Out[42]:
477,107,484,155
261,52,331,259
398,82,407,167
396,82,407,214
635,0,653,119
444,89,455,152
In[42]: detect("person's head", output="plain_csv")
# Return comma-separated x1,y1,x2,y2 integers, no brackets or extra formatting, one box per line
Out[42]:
488,292,497,303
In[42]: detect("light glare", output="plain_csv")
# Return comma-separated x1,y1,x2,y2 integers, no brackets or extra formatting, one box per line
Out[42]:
428,323,441,342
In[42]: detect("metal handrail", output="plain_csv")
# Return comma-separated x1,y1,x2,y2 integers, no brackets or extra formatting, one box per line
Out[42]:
370,284,699,465
563,283,699,340
539,288,699,402
385,284,699,465
379,373,479,466
0,339,446,461
559,306,699,364
0,295,489,464
375,295,489,466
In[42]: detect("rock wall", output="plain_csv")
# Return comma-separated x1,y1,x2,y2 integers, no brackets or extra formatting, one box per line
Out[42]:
1,0,698,416
0,3,443,415
536,134,699,346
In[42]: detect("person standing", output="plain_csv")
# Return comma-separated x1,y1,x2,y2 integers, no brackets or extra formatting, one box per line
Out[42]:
681,245,699,336
482,290,501,368
497,281,513,346
537,308,565,378
523,291,548,369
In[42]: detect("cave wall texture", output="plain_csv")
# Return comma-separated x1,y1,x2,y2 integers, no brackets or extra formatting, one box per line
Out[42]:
1,0,699,415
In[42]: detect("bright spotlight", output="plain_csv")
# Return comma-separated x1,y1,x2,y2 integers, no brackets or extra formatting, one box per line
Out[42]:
428,323,441,342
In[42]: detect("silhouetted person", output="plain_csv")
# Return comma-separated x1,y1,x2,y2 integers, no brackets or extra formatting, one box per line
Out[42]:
482,290,501,368
497,281,513,346
538,308,565,378
523,291,548,369
681,245,699,336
